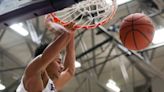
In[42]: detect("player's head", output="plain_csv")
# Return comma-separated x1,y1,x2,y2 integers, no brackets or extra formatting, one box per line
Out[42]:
46,54,64,80
34,43,64,80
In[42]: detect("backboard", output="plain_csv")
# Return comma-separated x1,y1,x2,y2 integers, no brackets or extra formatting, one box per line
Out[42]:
0,0,32,15
0,0,76,28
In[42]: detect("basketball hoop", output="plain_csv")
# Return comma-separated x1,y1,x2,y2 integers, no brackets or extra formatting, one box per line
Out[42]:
45,0,117,29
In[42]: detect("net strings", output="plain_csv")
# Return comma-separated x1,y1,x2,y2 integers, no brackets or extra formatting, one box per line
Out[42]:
53,0,115,26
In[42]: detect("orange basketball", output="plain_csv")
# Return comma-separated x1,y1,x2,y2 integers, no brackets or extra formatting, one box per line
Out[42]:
119,13,155,50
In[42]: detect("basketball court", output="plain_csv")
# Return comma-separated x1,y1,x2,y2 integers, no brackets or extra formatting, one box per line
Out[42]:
0,0,164,92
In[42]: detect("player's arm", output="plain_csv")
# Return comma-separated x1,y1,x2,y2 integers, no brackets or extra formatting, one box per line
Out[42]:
24,24,71,78
55,31,75,91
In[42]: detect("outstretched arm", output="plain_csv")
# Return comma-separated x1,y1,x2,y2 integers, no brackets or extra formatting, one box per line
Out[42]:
24,23,72,79
55,25,76,91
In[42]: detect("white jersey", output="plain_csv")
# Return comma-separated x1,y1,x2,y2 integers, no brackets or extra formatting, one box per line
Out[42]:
16,78,56,92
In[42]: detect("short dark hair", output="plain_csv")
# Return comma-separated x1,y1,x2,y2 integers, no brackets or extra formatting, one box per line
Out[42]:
34,43,49,57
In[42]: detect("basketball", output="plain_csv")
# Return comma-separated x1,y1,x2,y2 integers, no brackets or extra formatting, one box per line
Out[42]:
119,13,155,50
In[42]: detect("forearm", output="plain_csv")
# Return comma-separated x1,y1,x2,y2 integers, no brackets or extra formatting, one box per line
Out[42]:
64,36,75,76
41,32,71,70
24,31,71,77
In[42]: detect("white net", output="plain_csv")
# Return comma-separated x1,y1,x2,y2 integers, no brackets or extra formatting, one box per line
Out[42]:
46,0,117,29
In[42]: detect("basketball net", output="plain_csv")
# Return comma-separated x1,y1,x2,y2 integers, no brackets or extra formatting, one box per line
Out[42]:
45,0,117,30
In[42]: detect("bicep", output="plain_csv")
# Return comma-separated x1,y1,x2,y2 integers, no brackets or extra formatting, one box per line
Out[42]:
25,55,48,77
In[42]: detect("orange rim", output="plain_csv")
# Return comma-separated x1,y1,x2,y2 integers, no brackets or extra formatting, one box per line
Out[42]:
45,0,117,29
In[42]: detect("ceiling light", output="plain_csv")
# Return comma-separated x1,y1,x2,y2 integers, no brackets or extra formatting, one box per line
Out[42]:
10,23,29,36
0,83,5,90
75,61,81,68
152,28,164,44
106,79,120,92
117,0,132,5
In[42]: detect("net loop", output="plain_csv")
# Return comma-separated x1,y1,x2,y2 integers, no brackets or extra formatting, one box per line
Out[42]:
45,0,117,29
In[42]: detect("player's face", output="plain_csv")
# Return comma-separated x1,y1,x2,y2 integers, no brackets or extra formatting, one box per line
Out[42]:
46,54,64,80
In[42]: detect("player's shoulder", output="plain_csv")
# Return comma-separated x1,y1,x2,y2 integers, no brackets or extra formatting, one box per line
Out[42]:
24,55,43,76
